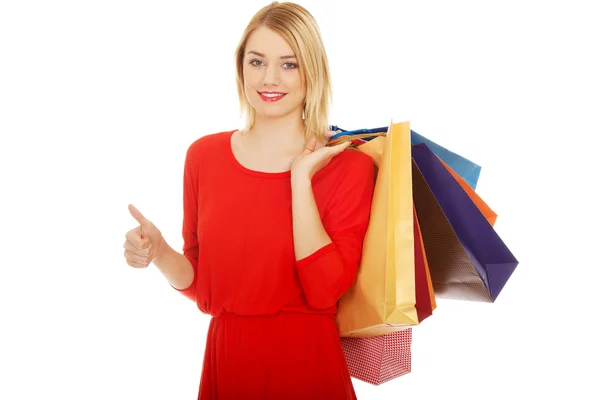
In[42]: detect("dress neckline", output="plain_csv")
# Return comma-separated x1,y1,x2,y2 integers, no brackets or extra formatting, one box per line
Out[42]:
226,130,292,179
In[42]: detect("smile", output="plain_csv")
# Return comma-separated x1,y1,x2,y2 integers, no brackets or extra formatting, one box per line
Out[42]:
258,92,286,102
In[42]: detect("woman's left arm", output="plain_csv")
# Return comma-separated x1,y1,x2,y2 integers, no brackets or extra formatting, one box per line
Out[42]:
291,150,375,310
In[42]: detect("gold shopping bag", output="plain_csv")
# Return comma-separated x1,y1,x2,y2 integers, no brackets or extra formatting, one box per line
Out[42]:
334,121,435,338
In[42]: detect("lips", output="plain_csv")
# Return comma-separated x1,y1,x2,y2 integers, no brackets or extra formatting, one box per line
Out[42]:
258,91,287,102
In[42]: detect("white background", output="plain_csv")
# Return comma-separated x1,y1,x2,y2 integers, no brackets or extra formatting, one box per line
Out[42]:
1,0,599,399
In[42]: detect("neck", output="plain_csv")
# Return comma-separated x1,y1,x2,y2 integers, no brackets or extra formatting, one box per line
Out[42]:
248,110,306,151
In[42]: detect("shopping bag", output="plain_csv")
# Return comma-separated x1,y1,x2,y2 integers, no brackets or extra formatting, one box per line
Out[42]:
333,121,435,338
331,125,482,189
341,329,412,386
411,130,481,189
438,157,497,226
412,142,519,302
413,207,436,321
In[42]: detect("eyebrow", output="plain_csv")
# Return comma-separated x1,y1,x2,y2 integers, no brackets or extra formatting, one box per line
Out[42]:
247,50,297,60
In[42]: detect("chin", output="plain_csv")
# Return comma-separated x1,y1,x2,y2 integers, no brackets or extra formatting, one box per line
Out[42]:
260,108,291,119
252,104,295,120
249,93,303,119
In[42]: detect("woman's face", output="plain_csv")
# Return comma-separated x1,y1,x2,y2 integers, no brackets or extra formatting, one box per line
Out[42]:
243,26,306,121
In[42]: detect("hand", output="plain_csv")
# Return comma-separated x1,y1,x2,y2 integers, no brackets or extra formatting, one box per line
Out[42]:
123,204,165,268
291,130,350,181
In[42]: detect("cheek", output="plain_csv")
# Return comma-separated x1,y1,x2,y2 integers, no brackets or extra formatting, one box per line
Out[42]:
284,71,304,92
243,67,259,88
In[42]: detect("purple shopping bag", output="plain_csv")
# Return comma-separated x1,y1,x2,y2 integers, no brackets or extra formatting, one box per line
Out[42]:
411,143,518,302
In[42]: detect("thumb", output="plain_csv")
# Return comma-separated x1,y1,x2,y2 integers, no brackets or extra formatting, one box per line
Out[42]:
128,204,151,228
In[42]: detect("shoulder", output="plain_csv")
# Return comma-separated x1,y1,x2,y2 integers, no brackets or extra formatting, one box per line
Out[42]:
185,129,235,161
328,147,375,178
316,148,375,213
187,129,235,153
313,147,375,199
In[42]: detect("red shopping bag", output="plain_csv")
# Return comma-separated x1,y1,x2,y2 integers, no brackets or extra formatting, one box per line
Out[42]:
341,329,412,385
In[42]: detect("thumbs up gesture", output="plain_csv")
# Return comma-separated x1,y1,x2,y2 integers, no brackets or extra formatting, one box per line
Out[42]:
124,204,165,268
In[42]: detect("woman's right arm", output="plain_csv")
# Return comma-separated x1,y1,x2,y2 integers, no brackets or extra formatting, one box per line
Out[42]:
153,144,200,302
153,239,195,293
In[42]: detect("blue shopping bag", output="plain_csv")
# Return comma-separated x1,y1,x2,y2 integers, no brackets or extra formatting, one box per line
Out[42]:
330,125,481,189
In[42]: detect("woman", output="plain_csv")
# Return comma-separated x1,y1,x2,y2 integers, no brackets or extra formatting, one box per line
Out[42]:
123,2,374,399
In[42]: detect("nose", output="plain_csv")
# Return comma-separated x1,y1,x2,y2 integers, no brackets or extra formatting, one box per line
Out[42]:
262,64,280,86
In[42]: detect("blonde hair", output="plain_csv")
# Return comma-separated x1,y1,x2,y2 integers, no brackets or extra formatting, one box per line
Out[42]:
235,1,332,139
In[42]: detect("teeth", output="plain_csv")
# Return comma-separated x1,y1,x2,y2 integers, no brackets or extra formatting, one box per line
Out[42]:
262,93,284,97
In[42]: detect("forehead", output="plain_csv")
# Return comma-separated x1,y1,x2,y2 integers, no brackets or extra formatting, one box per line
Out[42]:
245,26,296,58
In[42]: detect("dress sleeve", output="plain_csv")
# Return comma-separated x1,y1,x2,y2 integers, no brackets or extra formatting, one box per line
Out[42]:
170,144,199,302
295,154,375,310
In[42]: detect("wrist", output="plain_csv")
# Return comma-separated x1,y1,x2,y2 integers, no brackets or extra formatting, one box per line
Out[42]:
291,174,311,189
154,235,169,262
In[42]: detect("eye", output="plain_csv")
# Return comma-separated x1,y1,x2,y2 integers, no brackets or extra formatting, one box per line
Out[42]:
283,62,297,69
249,59,264,67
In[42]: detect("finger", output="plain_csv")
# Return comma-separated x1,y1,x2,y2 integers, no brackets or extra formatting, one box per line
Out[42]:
329,141,351,155
128,204,150,228
138,236,151,250
302,137,317,155
124,249,151,265
123,239,150,256
125,228,147,249
126,259,148,269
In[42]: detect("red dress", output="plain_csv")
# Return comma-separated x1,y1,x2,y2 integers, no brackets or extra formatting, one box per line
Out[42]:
171,130,375,400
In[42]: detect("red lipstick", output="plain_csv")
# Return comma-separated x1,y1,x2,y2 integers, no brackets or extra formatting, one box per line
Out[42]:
258,91,286,102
